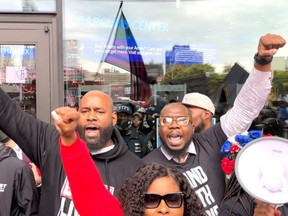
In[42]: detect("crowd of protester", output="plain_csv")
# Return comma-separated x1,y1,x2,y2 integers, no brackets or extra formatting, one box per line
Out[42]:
0,33,287,216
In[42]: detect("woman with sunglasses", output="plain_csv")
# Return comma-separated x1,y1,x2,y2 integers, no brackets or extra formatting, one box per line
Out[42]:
118,163,206,216
52,109,206,216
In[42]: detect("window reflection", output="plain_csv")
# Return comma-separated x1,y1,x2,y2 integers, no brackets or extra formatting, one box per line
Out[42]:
63,0,288,119
0,0,56,12
0,45,37,117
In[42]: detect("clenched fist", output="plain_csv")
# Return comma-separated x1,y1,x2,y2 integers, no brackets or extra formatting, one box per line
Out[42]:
52,107,80,146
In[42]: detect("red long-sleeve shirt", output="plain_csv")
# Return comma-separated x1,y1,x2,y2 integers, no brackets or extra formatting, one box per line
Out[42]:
59,134,123,216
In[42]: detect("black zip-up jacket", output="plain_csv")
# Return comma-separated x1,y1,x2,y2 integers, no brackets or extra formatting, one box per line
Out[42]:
0,88,144,216
0,144,39,216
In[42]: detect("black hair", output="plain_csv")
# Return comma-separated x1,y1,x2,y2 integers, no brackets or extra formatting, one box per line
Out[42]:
118,163,206,216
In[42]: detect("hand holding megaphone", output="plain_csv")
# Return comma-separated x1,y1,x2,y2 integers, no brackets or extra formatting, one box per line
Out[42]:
51,107,80,146
253,199,281,216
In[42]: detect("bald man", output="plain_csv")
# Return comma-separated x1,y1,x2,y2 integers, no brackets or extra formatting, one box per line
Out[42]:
0,89,144,216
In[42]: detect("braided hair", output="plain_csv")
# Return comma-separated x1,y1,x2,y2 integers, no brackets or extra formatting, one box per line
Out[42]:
117,163,206,216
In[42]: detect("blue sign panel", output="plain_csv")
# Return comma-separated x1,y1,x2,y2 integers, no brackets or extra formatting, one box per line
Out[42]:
166,45,203,65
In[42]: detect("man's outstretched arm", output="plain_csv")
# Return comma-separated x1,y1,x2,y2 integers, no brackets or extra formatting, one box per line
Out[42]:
221,34,286,138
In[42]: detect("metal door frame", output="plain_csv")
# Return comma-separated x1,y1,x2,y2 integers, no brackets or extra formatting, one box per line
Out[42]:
0,13,63,123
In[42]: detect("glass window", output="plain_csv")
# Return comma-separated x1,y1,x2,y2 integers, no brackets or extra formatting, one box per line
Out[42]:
63,0,288,118
0,45,37,117
0,0,56,12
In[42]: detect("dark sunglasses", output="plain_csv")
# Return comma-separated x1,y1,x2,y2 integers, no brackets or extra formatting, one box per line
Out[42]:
143,192,184,209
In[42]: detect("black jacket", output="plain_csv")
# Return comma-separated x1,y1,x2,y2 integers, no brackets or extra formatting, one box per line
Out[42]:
90,128,145,195
219,192,288,216
218,192,255,216
122,126,148,158
0,88,144,216
0,144,39,216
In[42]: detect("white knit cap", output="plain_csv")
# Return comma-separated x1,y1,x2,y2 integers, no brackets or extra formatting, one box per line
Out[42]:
182,92,215,115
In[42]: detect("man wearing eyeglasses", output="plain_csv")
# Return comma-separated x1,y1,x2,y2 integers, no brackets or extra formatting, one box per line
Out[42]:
143,34,286,216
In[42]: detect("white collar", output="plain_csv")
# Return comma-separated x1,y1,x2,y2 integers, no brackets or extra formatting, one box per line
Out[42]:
90,145,115,155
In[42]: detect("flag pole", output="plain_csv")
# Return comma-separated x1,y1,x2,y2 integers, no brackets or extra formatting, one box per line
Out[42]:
96,1,123,75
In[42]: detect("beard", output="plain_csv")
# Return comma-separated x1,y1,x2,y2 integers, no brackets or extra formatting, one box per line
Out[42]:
160,136,192,158
194,122,205,133
78,124,114,152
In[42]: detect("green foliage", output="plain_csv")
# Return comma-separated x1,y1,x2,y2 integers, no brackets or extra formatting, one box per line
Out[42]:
223,64,233,74
273,70,288,95
163,64,215,82
163,64,185,82
206,64,232,95
162,63,226,95
207,73,226,95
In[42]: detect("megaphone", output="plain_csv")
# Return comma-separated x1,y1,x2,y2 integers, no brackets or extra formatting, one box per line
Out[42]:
235,136,288,205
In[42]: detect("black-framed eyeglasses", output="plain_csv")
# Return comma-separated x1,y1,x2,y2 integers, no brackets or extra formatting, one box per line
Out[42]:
143,192,184,209
159,116,190,126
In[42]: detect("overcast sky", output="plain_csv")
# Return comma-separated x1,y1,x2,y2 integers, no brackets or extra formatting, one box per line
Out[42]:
63,0,288,73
